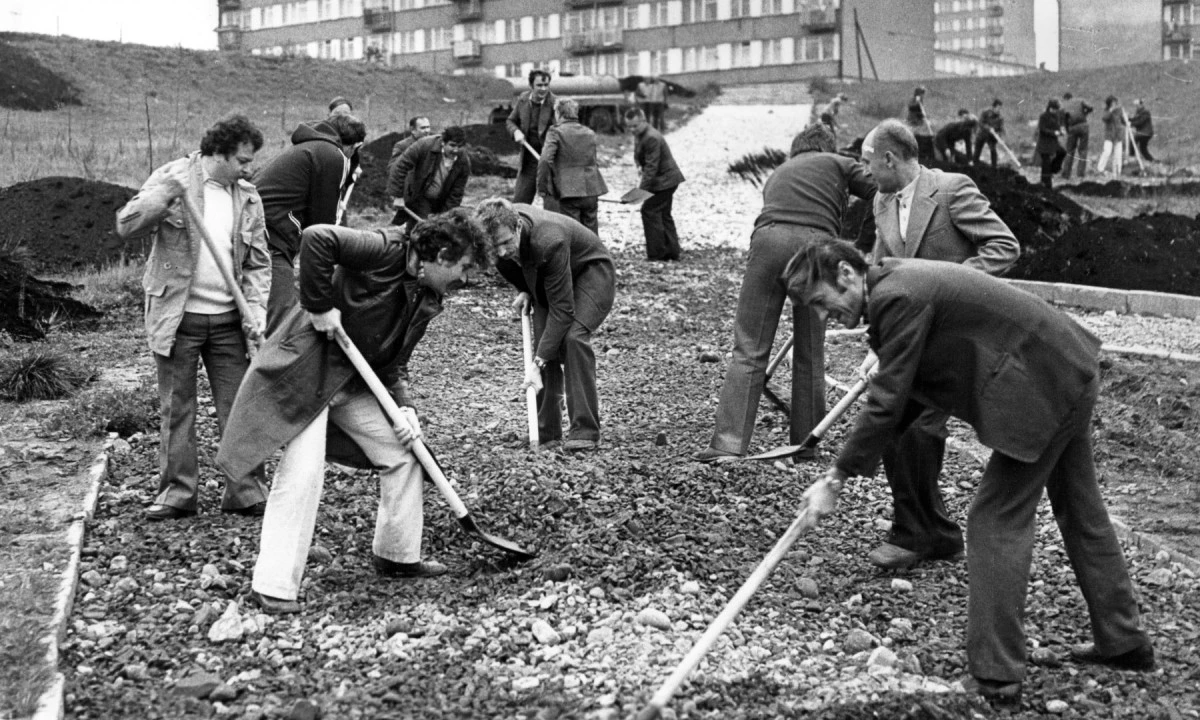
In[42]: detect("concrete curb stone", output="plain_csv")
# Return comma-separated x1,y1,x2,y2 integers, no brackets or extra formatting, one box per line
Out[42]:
1007,279,1200,320
32,440,111,720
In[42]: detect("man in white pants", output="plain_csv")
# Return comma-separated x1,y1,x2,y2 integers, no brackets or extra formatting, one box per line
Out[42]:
216,211,492,614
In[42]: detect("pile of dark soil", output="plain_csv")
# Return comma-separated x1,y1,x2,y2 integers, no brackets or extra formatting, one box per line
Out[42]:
1067,178,1200,198
0,36,81,111
350,131,517,212
0,177,139,274
0,256,102,340
463,122,518,155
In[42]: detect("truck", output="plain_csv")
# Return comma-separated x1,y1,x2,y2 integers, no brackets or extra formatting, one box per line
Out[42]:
489,75,694,134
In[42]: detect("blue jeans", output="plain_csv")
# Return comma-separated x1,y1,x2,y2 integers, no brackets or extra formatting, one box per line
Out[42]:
153,310,266,511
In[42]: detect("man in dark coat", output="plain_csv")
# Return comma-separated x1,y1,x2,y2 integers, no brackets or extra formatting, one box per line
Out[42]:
537,98,609,235
693,124,875,463
386,116,433,183
934,113,977,165
387,126,471,229
1129,99,1154,162
216,211,492,615
859,119,1020,570
786,239,1154,706
1061,95,1093,179
972,99,1004,168
475,199,615,452
626,107,685,261
507,69,557,206
254,112,367,334
1036,99,1067,188
905,86,935,165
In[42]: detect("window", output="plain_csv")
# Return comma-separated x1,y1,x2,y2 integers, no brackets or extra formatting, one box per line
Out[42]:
648,49,668,73
701,44,718,69
319,0,335,19
624,52,640,74
952,0,961,11
564,11,587,34
730,0,752,18
600,6,622,29
340,0,360,15
649,1,670,26
683,0,717,22
762,0,781,15
429,26,451,50
624,6,640,28
506,18,520,42
798,33,835,62
763,37,784,64
732,40,753,66
535,15,557,39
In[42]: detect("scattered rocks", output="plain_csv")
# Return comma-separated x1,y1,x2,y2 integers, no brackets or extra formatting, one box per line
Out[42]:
890,579,913,593
207,602,244,643
636,608,672,631
308,545,334,564
866,646,898,669
1030,646,1062,667
795,577,820,598
1046,699,1069,714
844,629,876,653
288,699,320,720
531,619,561,645
680,580,700,594
173,670,221,698
587,627,614,645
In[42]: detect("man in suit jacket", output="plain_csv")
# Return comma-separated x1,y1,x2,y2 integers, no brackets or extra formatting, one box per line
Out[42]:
537,98,609,235
475,199,615,452
694,124,875,463
860,119,1019,570
507,69,557,206
786,240,1153,705
626,107,685,261
387,126,471,229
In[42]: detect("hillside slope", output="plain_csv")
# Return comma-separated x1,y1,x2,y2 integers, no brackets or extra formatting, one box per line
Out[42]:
0,32,512,188
821,61,1200,171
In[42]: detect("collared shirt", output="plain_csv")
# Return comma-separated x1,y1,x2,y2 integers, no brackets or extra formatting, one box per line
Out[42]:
185,164,237,314
896,175,919,242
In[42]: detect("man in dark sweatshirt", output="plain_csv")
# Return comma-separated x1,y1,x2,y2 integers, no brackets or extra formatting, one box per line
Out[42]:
254,113,366,334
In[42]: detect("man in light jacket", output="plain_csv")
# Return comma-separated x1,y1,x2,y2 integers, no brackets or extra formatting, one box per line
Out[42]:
115,114,270,522
537,98,609,235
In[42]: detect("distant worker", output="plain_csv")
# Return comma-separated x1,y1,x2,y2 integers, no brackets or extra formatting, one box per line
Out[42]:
325,97,361,225
1061,94,1093,180
1096,95,1126,177
507,69,557,206
114,114,270,522
255,112,367,334
934,113,977,166
637,75,669,132
1129,99,1154,162
627,107,685,262
388,126,471,229
388,116,433,177
973,99,1004,169
905,86,935,165
537,98,609,235
1036,99,1067,189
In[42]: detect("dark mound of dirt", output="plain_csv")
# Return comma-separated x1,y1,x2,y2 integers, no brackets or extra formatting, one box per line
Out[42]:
1066,179,1200,198
0,256,102,340
0,36,81,111
1012,212,1200,295
463,122,518,155
0,177,139,274
350,131,517,211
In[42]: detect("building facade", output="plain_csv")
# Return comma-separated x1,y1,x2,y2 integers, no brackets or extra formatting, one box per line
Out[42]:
216,0,937,84
1163,0,1197,59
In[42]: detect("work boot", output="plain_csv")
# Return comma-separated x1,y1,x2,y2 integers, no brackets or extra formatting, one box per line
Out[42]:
963,676,1022,707
1069,642,1155,671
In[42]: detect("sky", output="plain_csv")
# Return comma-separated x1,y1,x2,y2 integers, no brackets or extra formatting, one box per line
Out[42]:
0,0,219,50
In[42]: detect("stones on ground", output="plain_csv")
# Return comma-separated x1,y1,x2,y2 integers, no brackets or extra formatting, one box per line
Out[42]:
192,603,218,630
636,608,671,631
512,676,541,691
109,555,128,571
121,663,150,682
587,626,614,645
680,580,700,594
288,699,320,720
81,569,104,587
655,431,668,446
531,619,561,645
1030,646,1062,667
308,545,333,564
173,670,221,698
113,577,139,595
208,602,245,643
795,577,819,598
844,629,876,653
209,683,239,702
890,578,914,592
1145,568,1174,586
543,564,571,582
384,618,410,639
1046,699,1069,714
866,646,898,669
698,350,721,363
199,563,227,590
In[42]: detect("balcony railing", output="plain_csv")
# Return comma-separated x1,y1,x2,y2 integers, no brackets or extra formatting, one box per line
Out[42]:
455,0,483,21
803,8,838,32
563,27,624,54
564,0,624,8
453,39,483,63
1164,23,1193,42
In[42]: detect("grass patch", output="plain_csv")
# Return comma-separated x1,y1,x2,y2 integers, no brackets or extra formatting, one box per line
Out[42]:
0,351,96,402
41,378,157,438
0,567,60,719
58,259,144,312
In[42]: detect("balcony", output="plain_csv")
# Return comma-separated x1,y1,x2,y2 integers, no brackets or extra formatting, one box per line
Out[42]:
455,0,483,21
363,3,393,32
563,27,624,54
218,0,242,10
987,42,1004,56
987,4,1004,17
987,24,1003,36
563,0,624,8
1164,23,1193,42
453,39,483,63
803,8,838,33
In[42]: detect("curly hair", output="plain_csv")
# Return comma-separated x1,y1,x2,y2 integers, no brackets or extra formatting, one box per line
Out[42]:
473,197,520,241
409,207,494,271
328,113,367,145
199,114,264,157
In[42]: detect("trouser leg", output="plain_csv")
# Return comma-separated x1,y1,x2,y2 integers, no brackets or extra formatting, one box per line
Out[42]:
1076,133,1089,175
253,405,329,601
333,391,425,564
882,407,963,555
199,311,268,510
531,305,564,441
576,197,600,236
512,157,538,204
1097,140,1113,174
1062,133,1078,178
154,313,204,510
660,188,680,258
640,190,670,260
561,322,601,441
266,251,296,337
788,303,825,444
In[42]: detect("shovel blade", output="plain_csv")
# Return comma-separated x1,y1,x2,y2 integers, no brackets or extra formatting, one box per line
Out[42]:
457,514,539,561
620,187,654,205
745,436,818,461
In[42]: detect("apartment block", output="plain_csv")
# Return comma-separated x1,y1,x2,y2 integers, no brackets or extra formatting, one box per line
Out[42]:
1163,0,1197,59
216,0,937,85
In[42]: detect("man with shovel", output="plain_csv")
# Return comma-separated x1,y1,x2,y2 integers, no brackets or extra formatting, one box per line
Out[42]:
785,238,1154,705
215,211,492,615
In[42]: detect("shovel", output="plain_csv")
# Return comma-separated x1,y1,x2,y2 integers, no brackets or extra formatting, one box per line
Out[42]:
599,187,654,206
520,303,540,449
179,194,263,358
637,500,823,720
333,326,538,561
762,327,868,416
744,358,876,461
520,139,542,162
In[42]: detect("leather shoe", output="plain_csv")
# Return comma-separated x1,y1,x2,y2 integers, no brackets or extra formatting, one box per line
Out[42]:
1069,642,1155,671
537,439,562,451
144,504,197,521
373,556,449,579
563,438,598,452
867,543,965,570
691,447,740,464
251,590,300,615
223,501,266,517
963,676,1022,706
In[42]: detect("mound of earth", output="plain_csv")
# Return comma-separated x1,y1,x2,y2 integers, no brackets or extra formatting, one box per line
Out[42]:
0,255,102,340
350,131,517,212
1067,178,1200,198
0,177,138,274
463,122,518,155
0,35,81,111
